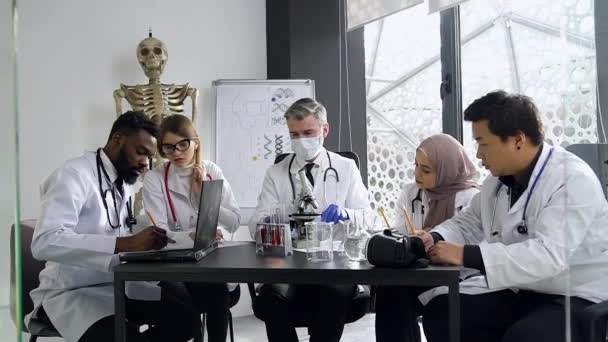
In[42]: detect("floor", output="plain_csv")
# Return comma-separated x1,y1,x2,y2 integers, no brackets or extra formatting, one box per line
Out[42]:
1,307,427,342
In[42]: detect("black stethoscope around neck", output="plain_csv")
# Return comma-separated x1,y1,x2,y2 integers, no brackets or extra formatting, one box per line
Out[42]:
411,188,425,218
96,148,136,230
288,151,339,201
490,147,554,236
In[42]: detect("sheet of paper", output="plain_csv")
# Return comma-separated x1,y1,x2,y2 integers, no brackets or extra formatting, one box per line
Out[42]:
163,231,194,250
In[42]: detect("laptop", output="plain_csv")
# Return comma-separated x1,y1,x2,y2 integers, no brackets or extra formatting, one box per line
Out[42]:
119,179,224,262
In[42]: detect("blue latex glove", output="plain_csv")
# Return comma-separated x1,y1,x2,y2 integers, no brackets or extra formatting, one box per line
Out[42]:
321,204,349,224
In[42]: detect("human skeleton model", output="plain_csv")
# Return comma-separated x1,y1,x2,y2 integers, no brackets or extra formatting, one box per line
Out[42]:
113,33,199,217
113,34,199,125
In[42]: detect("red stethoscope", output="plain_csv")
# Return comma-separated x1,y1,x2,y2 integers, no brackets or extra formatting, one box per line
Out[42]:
164,162,212,231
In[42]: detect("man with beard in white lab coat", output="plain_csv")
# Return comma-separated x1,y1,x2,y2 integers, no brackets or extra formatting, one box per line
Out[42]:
249,98,371,342
375,91,608,342
26,112,199,342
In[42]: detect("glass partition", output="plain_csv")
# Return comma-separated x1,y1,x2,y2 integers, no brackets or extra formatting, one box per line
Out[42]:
2,0,21,341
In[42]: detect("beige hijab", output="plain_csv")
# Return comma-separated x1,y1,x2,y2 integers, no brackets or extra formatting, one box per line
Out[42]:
418,134,479,228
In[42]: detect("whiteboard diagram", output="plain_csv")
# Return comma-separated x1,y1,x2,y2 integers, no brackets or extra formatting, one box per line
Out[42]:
214,80,315,207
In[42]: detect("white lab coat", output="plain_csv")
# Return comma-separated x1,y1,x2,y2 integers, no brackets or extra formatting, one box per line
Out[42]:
392,183,479,232
142,160,241,292
249,148,371,237
420,144,608,305
142,160,241,234
26,150,161,342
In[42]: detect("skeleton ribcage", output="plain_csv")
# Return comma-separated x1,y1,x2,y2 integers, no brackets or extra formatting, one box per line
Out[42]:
122,83,190,122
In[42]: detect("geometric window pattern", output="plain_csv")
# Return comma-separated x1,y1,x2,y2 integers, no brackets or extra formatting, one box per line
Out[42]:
366,0,598,222
366,5,442,221
461,0,598,177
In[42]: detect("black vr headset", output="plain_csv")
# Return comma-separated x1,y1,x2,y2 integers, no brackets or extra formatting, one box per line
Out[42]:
365,229,428,268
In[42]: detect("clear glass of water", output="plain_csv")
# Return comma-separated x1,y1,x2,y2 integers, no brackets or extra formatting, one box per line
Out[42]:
305,222,334,262
344,221,370,262
332,221,348,256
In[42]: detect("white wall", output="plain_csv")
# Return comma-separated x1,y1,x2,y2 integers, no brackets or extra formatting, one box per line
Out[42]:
17,0,267,219
5,0,266,317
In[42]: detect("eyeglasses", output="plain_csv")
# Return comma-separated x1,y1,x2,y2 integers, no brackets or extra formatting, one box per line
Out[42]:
161,138,196,155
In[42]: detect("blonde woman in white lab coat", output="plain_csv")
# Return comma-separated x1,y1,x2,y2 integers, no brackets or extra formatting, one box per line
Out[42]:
391,133,479,233
142,114,241,342
376,91,608,342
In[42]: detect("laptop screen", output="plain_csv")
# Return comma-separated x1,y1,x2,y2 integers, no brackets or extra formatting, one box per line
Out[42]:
193,179,223,250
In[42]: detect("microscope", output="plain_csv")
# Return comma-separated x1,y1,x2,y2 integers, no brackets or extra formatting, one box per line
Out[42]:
289,168,321,248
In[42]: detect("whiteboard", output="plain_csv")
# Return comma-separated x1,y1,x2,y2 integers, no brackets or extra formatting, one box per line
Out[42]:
213,79,315,208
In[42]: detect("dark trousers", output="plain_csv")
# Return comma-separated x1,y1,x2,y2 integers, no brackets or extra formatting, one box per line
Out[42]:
254,284,356,342
184,282,231,342
77,285,200,342
375,286,593,342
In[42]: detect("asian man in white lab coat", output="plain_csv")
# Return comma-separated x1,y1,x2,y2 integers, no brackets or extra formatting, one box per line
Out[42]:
249,98,371,342
375,91,608,342
26,112,199,342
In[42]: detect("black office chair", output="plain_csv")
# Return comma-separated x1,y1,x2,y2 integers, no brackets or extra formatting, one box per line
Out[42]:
565,143,608,342
274,151,361,169
10,220,204,342
10,220,62,342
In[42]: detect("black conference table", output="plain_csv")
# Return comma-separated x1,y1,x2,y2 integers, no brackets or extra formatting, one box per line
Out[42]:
113,242,460,342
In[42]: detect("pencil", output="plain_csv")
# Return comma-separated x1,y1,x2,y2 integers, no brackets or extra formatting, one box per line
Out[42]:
402,207,416,235
146,209,158,227
377,207,390,227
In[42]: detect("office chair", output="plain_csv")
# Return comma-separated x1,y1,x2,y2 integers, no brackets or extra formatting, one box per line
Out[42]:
10,220,62,342
10,220,204,342
565,143,608,341
566,143,608,198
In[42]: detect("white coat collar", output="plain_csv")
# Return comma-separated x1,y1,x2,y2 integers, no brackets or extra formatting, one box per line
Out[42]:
289,147,329,175
165,161,192,200
509,143,554,212
97,149,119,184
528,143,554,182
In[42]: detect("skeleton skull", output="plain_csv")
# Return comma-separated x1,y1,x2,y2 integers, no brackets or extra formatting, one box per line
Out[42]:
136,37,168,80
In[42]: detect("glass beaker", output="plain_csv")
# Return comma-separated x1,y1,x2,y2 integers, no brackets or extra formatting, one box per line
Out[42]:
344,219,370,262
305,222,334,262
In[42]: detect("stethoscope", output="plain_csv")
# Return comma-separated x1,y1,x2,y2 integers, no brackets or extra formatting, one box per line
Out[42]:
95,148,136,231
410,188,426,219
287,151,339,201
490,148,554,236
164,161,212,231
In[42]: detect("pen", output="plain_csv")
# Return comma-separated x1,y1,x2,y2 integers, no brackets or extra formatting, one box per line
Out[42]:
147,210,175,243
377,207,390,227
146,209,158,226
402,207,416,235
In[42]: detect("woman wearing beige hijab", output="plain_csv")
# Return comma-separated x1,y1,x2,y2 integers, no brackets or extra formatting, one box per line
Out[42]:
392,133,480,232
376,134,479,342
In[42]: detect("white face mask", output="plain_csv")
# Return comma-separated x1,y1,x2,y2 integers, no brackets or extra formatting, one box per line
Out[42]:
291,135,322,162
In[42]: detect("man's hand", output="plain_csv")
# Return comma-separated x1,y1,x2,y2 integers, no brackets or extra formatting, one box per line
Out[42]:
427,241,464,266
115,226,171,253
415,230,434,252
216,229,224,241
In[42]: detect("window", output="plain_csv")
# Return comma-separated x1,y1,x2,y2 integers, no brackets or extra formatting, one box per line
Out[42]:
365,5,442,221
365,0,599,219
460,0,598,178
